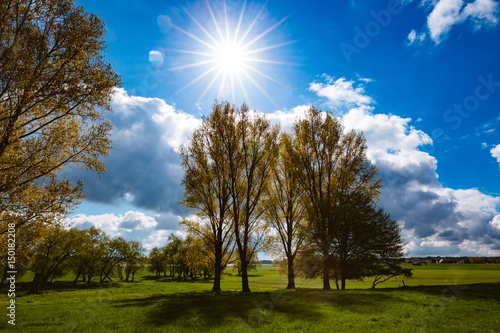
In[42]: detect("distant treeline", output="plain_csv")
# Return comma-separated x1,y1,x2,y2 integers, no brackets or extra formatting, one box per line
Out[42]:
407,257,500,264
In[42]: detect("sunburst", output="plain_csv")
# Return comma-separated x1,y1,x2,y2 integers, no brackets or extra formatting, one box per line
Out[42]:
166,0,295,108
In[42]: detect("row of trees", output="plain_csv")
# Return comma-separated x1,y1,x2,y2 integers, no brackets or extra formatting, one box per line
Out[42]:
0,218,406,294
180,102,411,293
0,225,143,294
148,233,261,280
0,224,263,293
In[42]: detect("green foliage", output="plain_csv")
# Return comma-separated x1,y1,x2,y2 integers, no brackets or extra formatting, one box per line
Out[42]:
0,0,121,240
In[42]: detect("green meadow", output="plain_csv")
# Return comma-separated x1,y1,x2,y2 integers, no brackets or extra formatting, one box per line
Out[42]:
1,264,500,332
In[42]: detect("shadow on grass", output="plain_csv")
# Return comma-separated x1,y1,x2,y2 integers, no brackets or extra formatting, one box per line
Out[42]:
111,291,321,329
389,282,500,301
109,282,500,330
140,275,215,284
110,288,403,330
13,279,132,296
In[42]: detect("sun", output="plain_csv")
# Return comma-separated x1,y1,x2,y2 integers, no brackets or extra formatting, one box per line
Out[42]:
214,41,246,74
164,0,294,107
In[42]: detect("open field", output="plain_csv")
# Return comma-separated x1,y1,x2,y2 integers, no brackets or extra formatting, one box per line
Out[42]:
1,264,500,332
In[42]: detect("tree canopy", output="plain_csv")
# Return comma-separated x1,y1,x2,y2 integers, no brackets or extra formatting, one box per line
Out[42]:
0,0,121,236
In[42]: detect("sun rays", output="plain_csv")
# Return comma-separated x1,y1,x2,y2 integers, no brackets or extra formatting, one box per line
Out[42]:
166,0,294,108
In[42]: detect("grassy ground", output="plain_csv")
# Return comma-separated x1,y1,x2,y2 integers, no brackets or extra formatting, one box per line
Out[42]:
1,264,500,332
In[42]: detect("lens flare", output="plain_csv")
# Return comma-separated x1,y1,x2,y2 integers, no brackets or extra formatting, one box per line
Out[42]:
165,0,295,107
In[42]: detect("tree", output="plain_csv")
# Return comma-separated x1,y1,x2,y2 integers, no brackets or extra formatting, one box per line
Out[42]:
148,247,165,278
285,107,382,290
122,240,144,282
29,225,81,293
163,234,185,279
334,203,408,289
0,0,121,236
183,233,215,278
328,130,383,290
228,104,279,292
265,133,307,289
68,227,107,285
98,237,131,284
180,102,236,292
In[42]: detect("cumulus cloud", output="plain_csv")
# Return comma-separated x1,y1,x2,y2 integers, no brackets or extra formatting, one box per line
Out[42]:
270,77,500,256
69,211,182,251
344,109,500,255
417,0,499,44
309,75,373,110
63,88,201,215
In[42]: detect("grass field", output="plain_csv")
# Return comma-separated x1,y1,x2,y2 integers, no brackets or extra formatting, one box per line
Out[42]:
1,264,500,332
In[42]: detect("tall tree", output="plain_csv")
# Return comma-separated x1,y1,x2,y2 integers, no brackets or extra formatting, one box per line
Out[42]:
265,133,307,289
0,0,121,236
227,104,279,292
330,129,382,290
180,102,236,292
285,107,382,290
181,101,278,292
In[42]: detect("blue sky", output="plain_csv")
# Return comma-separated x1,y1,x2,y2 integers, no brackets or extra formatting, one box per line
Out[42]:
68,0,500,257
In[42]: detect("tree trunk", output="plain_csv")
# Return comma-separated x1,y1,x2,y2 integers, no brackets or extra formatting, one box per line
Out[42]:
29,273,43,295
212,250,222,293
72,271,81,286
125,270,130,282
341,277,346,290
286,258,296,289
0,270,6,290
241,259,250,292
322,255,331,291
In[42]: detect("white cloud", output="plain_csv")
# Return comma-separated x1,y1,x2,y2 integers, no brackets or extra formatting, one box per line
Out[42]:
309,75,373,110
462,0,499,24
407,29,427,45
112,88,200,152
491,144,500,165
427,0,465,43
265,105,311,132
407,29,417,44
68,211,183,251
425,0,499,43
